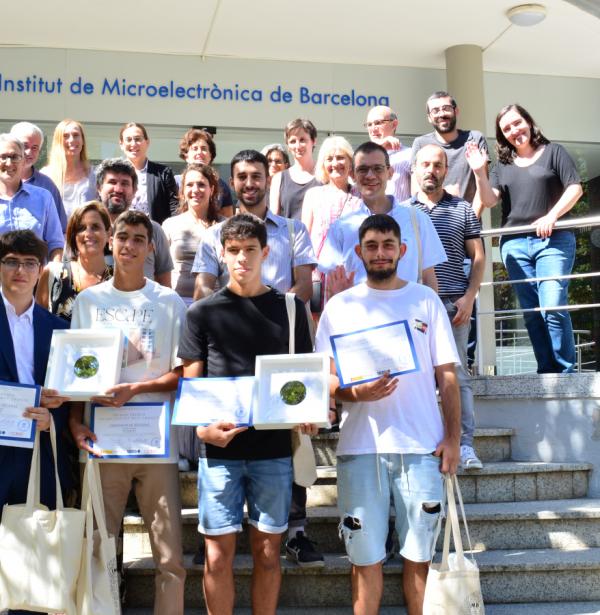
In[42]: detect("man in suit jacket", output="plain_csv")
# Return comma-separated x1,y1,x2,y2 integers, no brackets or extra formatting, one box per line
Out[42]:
0,230,70,520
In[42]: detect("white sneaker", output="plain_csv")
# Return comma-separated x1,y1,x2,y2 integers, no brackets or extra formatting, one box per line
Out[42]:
460,445,483,470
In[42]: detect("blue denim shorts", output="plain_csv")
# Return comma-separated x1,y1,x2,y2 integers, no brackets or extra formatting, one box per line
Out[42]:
337,453,444,565
197,456,293,535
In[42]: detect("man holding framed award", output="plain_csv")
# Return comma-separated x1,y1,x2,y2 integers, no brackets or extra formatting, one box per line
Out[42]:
68,210,187,615
0,230,70,524
316,214,461,615
178,212,317,615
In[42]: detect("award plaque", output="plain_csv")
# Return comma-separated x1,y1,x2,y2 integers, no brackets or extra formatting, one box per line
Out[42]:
252,352,330,430
44,329,124,400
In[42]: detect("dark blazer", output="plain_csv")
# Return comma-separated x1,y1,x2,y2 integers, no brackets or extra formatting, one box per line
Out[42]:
146,160,180,225
0,300,70,510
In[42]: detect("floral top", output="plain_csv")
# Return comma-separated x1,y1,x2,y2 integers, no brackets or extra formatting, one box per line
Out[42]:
48,260,113,322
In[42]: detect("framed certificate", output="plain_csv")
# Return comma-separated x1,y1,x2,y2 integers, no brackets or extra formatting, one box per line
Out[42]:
253,353,330,430
331,320,420,388
0,380,40,449
173,377,254,426
89,402,169,459
45,328,124,401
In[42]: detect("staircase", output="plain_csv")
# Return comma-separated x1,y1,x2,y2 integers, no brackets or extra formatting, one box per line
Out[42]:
122,425,600,613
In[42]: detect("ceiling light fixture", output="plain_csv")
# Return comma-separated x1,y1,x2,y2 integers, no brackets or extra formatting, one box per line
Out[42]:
507,3,547,26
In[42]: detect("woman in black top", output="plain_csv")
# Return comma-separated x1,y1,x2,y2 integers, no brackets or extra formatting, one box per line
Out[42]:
475,104,583,373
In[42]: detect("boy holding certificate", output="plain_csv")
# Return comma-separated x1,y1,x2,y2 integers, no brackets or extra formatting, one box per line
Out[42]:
0,230,69,515
316,214,461,615
178,212,317,615
68,210,187,615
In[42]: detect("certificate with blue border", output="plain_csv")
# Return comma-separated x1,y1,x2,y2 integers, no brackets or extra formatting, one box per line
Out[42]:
331,320,420,388
172,377,254,427
0,380,40,448
89,402,169,459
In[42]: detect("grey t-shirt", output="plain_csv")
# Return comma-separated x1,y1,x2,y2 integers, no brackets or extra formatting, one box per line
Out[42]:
411,129,489,203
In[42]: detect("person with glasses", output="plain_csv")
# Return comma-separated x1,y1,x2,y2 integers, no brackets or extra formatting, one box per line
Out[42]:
410,91,489,206
319,142,446,297
119,122,179,225
10,121,68,233
261,143,290,178
364,105,412,202
0,134,64,262
0,230,71,537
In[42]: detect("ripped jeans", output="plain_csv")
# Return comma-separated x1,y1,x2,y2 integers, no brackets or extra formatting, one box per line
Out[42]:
337,453,444,566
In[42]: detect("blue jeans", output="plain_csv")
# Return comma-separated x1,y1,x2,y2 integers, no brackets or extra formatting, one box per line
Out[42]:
500,231,576,373
442,296,475,447
197,456,293,535
337,454,444,565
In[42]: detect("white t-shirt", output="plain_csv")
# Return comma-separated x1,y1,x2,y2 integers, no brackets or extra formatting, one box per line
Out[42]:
318,199,447,284
71,278,187,463
315,282,459,456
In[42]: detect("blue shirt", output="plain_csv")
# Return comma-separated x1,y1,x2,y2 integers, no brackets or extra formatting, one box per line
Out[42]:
318,197,447,284
0,182,65,254
191,208,316,292
26,168,67,232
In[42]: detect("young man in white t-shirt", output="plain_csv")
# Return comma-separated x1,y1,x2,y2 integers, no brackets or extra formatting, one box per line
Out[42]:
68,210,187,615
315,214,461,615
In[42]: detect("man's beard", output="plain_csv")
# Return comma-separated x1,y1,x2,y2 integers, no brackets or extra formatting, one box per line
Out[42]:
238,187,266,208
434,115,457,134
365,261,398,282
421,175,443,193
105,196,129,215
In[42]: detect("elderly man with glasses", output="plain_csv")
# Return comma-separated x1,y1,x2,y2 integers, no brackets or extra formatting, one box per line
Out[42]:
364,105,412,202
0,134,63,262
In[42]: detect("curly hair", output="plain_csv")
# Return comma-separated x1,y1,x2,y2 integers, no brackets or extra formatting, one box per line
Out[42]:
495,104,550,165
178,163,220,221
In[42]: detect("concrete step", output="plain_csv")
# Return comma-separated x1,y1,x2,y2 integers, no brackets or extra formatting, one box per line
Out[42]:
123,547,600,608
304,461,592,507
123,604,600,615
124,498,600,558
313,427,514,466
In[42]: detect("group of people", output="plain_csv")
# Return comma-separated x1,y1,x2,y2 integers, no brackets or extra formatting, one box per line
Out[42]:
0,88,583,615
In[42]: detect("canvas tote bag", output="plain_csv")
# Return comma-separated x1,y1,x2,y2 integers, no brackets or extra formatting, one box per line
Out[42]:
76,459,121,615
0,418,86,614
285,291,318,487
423,474,485,615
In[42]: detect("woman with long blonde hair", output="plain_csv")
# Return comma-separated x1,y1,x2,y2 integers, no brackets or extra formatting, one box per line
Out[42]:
41,119,96,219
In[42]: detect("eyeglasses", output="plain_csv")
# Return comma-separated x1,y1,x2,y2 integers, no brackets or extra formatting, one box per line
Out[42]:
123,136,145,144
428,104,455,116
268,158,285,166
0,258,40,272
364,119,394,129
355,164,389,176
0,154,23,163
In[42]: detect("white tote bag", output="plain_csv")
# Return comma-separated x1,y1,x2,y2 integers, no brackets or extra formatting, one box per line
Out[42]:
423,474,485,615
0,419,86,614
77,459,121,615
285,292,318,488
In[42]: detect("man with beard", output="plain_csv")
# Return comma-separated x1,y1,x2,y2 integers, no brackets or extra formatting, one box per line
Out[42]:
364,105,411,201
191,150,323,568
411,145,484,470
316,213,460,615
96,158,173,286
410,91,489,205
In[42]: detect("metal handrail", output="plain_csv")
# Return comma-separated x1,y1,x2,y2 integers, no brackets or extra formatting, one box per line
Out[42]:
479,214,600,238
479,302,600,316
481,271,600,287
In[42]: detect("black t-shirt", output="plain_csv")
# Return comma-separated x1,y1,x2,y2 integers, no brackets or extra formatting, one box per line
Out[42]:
489,142,580,229
178,286,313,460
